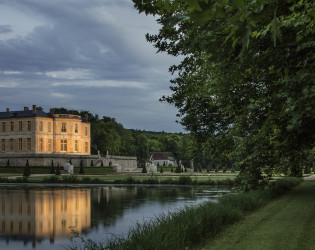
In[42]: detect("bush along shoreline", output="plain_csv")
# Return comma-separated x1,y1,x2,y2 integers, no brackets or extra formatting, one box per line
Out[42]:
0,175,235,187
68,177,302,250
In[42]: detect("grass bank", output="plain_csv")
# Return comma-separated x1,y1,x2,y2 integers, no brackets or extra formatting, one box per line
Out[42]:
202,180,315,250
69,177,302,250
0,175,235,187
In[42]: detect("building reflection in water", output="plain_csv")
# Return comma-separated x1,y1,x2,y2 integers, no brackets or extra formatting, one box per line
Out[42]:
0,189,91,248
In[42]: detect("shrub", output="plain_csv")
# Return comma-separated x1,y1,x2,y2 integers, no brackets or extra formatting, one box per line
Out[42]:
0,177,9,183
178,176,192,185
50,160,55,174
142,165,147,173
79,160,84,174
15,177,29,183
62,176,79,183
142,177,159,184
6,159,10,166
55,163,61,175
44,175,60,183
23,160,30,177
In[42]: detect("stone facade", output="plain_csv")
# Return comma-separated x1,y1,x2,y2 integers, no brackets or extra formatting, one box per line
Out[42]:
0,154,137,171
0,105,138,171
0,105,90,155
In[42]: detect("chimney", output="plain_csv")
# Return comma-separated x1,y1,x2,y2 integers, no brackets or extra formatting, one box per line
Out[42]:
32,105,36,115
24,106,29,111
50,108,55,116
6,108,9,112
84,114,89,121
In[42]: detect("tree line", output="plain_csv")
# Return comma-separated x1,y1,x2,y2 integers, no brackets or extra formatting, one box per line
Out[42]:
132,0,315,188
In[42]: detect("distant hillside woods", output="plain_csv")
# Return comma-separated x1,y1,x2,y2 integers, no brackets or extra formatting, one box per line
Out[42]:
53,108,192,167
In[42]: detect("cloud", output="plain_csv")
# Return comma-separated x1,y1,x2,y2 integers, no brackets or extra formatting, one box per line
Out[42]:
50,92,72,98
0,0,184,132
51,80,146,89
0,80,20,88
0,25,12,34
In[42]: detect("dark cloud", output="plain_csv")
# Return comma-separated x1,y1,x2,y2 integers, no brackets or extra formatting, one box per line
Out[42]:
0,0,184,132
0,25,12,34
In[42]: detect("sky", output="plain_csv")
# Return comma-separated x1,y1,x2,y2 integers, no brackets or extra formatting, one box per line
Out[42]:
0,0,185,132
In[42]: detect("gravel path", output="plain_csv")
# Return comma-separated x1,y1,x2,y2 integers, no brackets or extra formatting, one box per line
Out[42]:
304,174,315,181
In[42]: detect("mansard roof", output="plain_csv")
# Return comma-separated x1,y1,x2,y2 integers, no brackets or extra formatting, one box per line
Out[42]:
0,108,89,123
0,110,49,119
148,152,177,162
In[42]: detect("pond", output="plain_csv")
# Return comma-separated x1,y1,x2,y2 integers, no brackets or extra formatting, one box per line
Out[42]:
0,185,230,249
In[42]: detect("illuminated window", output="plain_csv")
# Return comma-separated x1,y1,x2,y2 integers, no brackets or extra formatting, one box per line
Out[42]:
27,121,31,131
1,139,5,152
27,138,31,151
19,121,23,131
61,123,67,132
10,122,14,131
10,139,14,151
18,138,22,151
1,122,5,132
85,142,88,153
39,138,43,151
75,123,78,133
48,122,51,132
39,121,43,131
75,140,78,152
48,139,52,151
61,140,67,152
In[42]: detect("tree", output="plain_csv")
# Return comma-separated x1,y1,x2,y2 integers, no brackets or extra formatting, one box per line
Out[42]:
23,160,30,177
55,163,61,175
160,166,163,173
79,160,85,174
142,164,147,173
133,0,315,187
50,160,55,174
6,159,10,166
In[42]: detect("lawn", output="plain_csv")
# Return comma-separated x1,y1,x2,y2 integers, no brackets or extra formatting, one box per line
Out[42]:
202,180,315,250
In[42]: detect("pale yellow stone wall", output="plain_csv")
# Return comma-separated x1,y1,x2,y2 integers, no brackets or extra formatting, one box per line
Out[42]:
0,114,90,155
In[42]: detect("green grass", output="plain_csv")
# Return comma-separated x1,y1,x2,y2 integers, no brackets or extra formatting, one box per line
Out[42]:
203,180,315,250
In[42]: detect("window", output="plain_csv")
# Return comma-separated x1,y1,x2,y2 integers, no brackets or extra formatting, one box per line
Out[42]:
39,138,43,151
61,140,67,152
75,140,78,152
19,121,23,131
75,123,78,133
1,122,5,132
85,142,88,153
10,139,14,151
1,139,5,152
61,123,67,132
48,122,51,132
85,127,87,136
27,121,31,131
18,138,22,151
39,121,43,131
48,139,52,151
10,122,14,131
27,138,31,151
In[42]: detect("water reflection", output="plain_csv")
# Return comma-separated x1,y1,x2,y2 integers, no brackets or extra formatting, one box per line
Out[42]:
0,189,90,248
0,186,228,249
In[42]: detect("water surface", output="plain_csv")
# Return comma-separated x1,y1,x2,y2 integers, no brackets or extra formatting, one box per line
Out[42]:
0,185,229,249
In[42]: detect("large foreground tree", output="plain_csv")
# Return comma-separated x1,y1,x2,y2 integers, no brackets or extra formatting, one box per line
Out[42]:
133,0,315,187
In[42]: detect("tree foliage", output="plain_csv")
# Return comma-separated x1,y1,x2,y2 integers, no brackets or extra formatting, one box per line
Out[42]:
133,0,315,186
